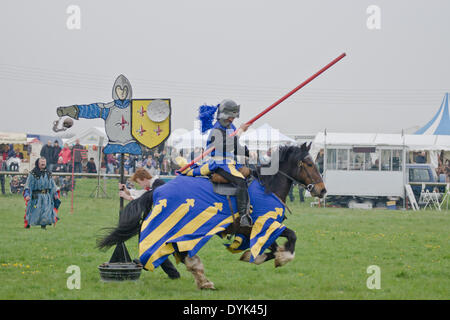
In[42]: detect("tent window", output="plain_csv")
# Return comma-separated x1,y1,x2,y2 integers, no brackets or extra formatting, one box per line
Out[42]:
365,150,380,171
350,150,365,170
337,149,349,170
326,149,337,170
381,150,392,171
392,149,403,171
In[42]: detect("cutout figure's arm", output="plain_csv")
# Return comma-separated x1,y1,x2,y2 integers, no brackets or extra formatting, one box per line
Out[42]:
57,102,114,120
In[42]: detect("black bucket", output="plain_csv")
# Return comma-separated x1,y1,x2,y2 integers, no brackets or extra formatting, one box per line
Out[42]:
98,262,143,282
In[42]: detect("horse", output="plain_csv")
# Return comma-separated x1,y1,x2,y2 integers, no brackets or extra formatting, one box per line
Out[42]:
97,142,326,289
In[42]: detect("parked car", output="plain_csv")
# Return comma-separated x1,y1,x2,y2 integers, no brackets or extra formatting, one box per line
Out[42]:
407,164,446,204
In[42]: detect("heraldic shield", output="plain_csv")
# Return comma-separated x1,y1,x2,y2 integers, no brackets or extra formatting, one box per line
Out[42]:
131,99,171,149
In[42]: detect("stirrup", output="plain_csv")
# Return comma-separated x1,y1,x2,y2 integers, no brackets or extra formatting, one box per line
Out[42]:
240,214,253,227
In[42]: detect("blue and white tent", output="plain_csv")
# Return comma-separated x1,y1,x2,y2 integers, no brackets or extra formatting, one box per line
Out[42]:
415,93,450,135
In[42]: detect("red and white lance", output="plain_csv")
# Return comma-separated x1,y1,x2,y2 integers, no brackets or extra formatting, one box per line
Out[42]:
177,52,347,174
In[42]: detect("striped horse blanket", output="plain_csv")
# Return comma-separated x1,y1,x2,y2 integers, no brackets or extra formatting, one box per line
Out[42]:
139,175,286,270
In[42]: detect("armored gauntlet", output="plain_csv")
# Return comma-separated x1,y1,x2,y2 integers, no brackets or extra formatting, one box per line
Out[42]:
57,105,79,119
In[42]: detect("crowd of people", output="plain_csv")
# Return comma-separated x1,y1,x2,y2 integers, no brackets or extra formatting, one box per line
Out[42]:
105,148,181,177
38,139,89,174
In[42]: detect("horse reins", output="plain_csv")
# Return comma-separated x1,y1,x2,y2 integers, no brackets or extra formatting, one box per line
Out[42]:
278,155,319,193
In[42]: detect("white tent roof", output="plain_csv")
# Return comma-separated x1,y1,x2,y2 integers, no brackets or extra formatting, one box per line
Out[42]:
0,132,27,144
168,128,209,150
240,123,296,150
65,127,108,146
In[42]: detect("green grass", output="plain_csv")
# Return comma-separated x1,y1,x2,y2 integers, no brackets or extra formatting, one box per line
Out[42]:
0,178,449,299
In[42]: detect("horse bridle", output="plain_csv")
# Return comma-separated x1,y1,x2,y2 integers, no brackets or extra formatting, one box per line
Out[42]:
278,155,319,193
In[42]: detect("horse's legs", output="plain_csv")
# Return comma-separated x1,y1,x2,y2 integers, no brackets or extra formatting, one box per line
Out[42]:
239,227,296,267
178,251,215,290
160,259,181,279
239,242,277,264
274,228,296,267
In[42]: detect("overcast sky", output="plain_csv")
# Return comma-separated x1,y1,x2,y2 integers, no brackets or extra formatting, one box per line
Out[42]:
1,0,449,137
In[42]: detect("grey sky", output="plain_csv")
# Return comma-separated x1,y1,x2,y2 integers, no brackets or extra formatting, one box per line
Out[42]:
1,0,449,137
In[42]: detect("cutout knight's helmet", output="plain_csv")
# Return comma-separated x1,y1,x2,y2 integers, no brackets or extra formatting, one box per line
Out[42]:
112,74,133,100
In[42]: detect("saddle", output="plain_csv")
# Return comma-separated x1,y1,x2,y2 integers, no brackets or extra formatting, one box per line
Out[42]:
209,166,251,196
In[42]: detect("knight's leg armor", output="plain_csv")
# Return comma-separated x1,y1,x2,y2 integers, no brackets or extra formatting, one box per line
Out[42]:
215,168,252,227
235,184,252,227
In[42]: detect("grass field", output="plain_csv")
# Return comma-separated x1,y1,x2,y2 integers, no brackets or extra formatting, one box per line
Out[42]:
0,177,448,300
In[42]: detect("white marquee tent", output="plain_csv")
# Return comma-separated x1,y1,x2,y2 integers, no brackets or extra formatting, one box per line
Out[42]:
64,127,108,147
168,123,296,151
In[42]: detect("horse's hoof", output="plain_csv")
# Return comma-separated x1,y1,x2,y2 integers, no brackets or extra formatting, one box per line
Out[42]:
253,253,267,265
200,281,216,290
274,245,295,268
239,251,251,262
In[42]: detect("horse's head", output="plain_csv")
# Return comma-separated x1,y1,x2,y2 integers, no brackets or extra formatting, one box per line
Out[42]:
279,143,327,198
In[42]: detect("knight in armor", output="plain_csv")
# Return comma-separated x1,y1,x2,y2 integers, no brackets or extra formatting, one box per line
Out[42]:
180,99,253,227
57,75,141,155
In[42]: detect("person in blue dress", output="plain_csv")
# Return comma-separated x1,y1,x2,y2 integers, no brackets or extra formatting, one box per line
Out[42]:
23,157,59,229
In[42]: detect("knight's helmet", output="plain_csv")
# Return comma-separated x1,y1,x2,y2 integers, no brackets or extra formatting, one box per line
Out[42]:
112,74,133,100
217,99,240,120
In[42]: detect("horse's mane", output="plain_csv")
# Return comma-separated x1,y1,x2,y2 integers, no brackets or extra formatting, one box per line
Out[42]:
252,145,307,194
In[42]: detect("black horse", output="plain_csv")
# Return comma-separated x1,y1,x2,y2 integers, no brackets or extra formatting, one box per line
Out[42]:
97,142,326,289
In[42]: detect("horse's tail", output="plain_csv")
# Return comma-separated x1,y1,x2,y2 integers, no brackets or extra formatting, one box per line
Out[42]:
96,191,154,250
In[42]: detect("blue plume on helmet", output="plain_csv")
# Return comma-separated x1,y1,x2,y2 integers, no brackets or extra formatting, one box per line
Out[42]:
198,104,219,133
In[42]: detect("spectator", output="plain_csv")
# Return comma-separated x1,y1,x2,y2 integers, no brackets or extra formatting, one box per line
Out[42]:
40,140,54,170
58,143,72,172
72,139,84,173
0,157,5,194
52,140,61,171
2,145,9,161
61,176,75,197
159,150,167,168
118,168,164,201
143,154,155,168
128,155,136,174
53,156,66,187
86,157,97,173
6,145,20,171
7,144,16,159
106,153,117,174
415,151,427,164
144,156,159,177
54,156,66,172
288,183,305,203
316,149,324,174
153,152,161,167
15,148,24,160
445,159,450,182
124,155,136,175
117,168,179,279
160,156,171,176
